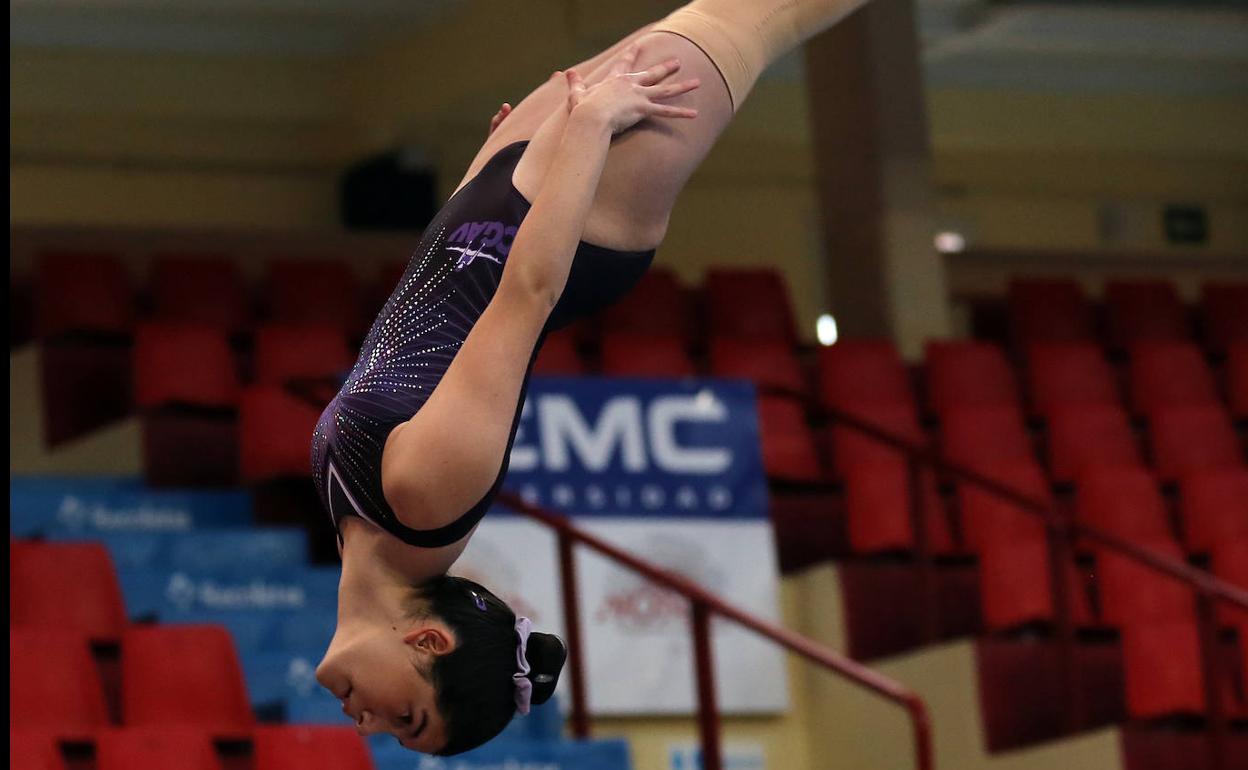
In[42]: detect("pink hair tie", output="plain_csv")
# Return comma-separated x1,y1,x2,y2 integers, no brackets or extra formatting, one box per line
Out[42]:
513,616,534,715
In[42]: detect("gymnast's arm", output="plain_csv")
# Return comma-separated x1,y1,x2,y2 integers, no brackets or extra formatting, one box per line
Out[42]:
380,60,698,533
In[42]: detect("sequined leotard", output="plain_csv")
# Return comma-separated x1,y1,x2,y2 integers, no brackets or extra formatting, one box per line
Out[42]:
311,141,655,549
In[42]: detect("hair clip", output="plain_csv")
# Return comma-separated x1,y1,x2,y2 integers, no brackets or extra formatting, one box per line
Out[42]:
469,589,488,611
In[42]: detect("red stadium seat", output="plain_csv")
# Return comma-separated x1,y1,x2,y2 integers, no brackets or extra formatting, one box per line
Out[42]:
1178,468,1248,554
10,541,127,641
265,259,364,334
1128,341,1219,415
1122,618,1206,719
133,323,240,409
1211,539,1248,630
709,337,807,397
844,465,955,555
252,725,372,770
978,536,1093,632
239,385,322,482
1024,343,1120,418
600,267,695,343
35,252,132,339
9,629,110,734
94,728,223,770
1096,539,1194,627
9,731,67,770
940,405,1034,472
816,339,914,412
1075,467,1174,546
1007,278,1094,346
828,402,926,479
253,324,353,386
38,341,133,447
600,332,695,378
1201,283,1248,354
957,462,1049,553
149,256,250,334
925,341,1020,415
769,491,844,572
1149,405,1244,483
121,625,253,734
757,396,824,483
1104,280,1190,348
705,268,798,344
1228,342,1248,420
532,328,585,376
1046,404,1143,484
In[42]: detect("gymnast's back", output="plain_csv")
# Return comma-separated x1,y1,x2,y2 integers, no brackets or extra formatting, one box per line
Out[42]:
310,140,654,554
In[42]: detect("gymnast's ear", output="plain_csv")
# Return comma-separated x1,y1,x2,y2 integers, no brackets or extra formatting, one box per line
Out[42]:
524,632,568,706
404,625,456,656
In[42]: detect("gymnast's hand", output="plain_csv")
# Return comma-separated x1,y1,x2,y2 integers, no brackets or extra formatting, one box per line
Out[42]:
563,42,700,134
488,103,512,137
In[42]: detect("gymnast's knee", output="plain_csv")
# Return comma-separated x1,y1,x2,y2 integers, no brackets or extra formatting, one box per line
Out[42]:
650,0,863,112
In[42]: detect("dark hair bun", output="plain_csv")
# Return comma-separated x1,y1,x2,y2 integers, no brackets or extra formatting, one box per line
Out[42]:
523,632,567,706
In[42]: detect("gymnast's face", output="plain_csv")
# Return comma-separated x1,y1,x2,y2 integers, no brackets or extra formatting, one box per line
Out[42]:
315,620,457,752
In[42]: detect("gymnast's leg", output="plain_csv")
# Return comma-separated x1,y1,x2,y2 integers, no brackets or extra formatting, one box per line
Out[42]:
580,0,875,251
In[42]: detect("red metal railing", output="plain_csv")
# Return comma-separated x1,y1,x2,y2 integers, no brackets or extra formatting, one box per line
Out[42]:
823,407,1248,770
497,490,935,770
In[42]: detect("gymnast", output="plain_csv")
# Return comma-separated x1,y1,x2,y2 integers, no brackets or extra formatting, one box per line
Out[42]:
314,0,871,754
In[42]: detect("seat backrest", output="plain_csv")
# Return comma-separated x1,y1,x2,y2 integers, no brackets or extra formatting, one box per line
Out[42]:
133,323,240,409
252,726,372,770
925,341,1020,414
95,728,223,770
1149,404,1244,482
149,256,250,333
1075,467,1173,544
253,324,352,386
1046,404,1142,483
11,541,128,641
9,628,111,733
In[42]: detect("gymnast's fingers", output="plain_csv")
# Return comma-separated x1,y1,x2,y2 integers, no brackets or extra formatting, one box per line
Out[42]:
646,102,699,120
610,42,641,77
634,57,682,86
643,78,701,101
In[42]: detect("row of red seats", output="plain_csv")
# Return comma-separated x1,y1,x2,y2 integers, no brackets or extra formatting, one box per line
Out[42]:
1006,278,1248,353
12,726,370,770
26,253,802,347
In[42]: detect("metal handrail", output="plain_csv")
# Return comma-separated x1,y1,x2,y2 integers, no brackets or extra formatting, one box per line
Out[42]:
497,490,936,770
823,405,1248,770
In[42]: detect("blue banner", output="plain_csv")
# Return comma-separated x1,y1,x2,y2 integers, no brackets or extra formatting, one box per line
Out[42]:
10,476,252,536
505,377,766,519
369,738,631,770
49,528,308,572
119,567,340,620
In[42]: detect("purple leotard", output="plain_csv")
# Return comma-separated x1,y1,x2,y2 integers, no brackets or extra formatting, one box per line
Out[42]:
311,141,654,549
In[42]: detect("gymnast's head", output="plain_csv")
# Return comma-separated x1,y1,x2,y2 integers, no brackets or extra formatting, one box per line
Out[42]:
315,574,566,755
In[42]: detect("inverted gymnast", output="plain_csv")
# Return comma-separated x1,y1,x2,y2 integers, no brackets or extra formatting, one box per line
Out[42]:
314,0,871,755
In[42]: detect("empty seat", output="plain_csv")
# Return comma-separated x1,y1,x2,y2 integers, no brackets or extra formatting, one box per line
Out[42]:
1211,539,1248,630
532,329,585,375
769,491,844,572
757,396,824,483
1096,539,1194,627
816,339,915,412
940,405,1034,472
1179,468,1248,554
1046,404,1143,484
958,462,1049,552
149,256,250,333
978,536,1094,632
35,252,132,339
133,324,240,409
94,728,223,770
1229,342,1248,420
253,324,352,386
10,628,110,734
600,332,695,378
844,465,955,555
925,341,1020,415
1201,283,1248,353
709,337,806,396
828,402,926,479
10,541,127,641
1075,467,1174,546
121,624,253,734
1104,280,1190,348
704,268,797,344
1128,341,1219,415
1007,278,1094,346
239,385,322,482
600,268,695,343
265,260,363,334
253,725,371,770
1025,343,1120,418
1149,404,1244,483
1122,618,1206,719
9,730,67,770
